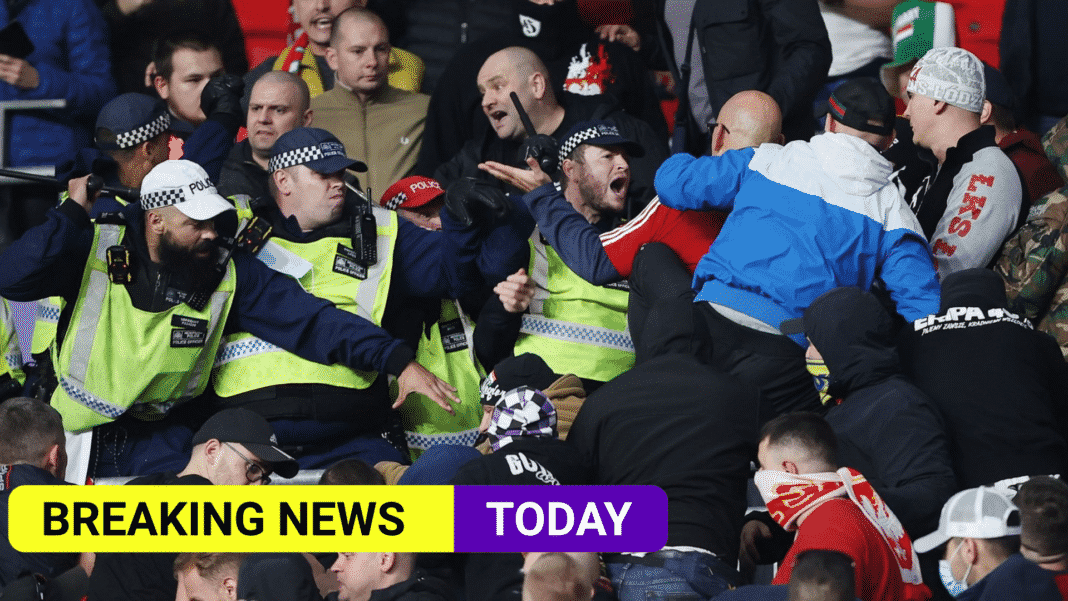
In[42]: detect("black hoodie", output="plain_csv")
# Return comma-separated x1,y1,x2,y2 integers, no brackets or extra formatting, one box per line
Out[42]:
803,287,956,538
899,268,1068,490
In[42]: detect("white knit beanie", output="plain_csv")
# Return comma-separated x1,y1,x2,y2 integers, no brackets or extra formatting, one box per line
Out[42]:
906,46,986,113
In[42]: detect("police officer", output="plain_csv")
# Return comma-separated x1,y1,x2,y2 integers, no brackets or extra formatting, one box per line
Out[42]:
376,175,486,456
476,120,645,389
0,298,24,401
0,158,464,481
211,128,502,467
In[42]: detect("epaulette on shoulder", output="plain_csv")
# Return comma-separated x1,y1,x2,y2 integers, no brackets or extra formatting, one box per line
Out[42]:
93,212,127,225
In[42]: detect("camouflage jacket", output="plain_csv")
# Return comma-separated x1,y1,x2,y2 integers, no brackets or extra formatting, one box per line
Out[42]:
996,116,1068,358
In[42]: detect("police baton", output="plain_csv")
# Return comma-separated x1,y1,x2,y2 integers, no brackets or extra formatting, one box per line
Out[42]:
0,168,139,200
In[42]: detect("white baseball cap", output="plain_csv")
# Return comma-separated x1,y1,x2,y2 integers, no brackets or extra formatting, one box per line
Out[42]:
139,160,234,221
914,486,1022,553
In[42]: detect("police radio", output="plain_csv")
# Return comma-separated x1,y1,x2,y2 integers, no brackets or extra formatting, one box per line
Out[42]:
346,178,378,267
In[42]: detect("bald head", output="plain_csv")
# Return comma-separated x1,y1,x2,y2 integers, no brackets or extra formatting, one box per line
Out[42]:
711,91,783,155
252,71,311,115
330,7,386,48
478,46,561,140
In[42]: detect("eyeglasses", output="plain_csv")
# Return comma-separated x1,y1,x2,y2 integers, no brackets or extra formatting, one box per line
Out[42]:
707,119,731,135
224,442,272,485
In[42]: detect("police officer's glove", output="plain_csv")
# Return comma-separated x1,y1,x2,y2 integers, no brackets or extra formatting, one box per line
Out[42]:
200,74,245,134
444,177,510,228
518,134,560,175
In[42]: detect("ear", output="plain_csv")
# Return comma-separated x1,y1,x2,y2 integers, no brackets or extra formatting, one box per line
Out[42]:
782,460,800,475
933,100,949,115
153,74,169,100
561,157,576,182
711,123,727,154
221,576,238,601
529,71,546,101
980,100,993,125
961,538,979,565
203,439,223,466
146,209,167,234
380,552,396,573
43,443,63,476
825,116,835,133
303,108,314,127
274,169,292,196
325,46,340,72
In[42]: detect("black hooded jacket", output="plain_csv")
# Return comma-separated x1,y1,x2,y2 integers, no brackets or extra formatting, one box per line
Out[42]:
326,569,451,601
804,287,956,538
899,268,1068,490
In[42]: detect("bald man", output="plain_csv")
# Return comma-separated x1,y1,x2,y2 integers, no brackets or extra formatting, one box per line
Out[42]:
436,45,667,212
656,77,940,415
219,71,313,199
312,8,429,195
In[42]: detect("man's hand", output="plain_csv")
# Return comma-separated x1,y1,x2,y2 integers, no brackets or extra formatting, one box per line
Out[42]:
595,24,641,52
0,54,38,90
738,519,773,580
478,157,552,193
494,268,535,313
395,361,459,414
116,0,153,15
67,174,100,214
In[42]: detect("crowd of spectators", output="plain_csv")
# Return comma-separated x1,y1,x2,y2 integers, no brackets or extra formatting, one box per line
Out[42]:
1,0,1068,600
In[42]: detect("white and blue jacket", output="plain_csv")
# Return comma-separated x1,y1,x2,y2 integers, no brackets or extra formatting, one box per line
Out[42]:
656,132,941,346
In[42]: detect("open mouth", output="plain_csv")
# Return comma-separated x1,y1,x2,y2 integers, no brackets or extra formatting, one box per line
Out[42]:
311,17,332,32
489,110,508,124
609,175,628,194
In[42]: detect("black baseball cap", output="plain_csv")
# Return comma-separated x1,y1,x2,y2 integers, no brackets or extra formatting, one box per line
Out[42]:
982,63,1016,110
557,119,645,164
95,93,171,151
268,127,368,174
818,78,895,136
192,408,299,478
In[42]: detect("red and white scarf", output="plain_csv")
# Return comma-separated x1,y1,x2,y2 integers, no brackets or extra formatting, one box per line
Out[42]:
754,467,923,586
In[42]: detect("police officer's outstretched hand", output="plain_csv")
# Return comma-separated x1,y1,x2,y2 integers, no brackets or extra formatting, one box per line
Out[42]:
200,74,245,133
478,157,553,193
444,177,511,227
67,174,102,215
395,361,459,415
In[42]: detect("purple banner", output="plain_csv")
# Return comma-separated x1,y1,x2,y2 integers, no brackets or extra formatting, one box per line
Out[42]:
453,485,667,552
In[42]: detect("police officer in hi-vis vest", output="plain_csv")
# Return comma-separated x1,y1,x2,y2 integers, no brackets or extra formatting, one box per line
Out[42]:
0,156,473,482
211,128,508,468
475,120,645,390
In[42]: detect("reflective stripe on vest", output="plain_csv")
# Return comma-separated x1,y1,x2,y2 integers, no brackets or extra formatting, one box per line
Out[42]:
399,299,485,457
52,224,236,431
406,427,480,452
212,206,397,395
514,229,633,381
1,298,23,378
31,296,62,355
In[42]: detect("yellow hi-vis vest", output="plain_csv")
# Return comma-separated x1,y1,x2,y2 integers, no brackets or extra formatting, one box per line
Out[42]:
212,206,398,396
514,229,634,382
52,224,237,432
1,297,24,383
32,193,136,357
401,298,485,456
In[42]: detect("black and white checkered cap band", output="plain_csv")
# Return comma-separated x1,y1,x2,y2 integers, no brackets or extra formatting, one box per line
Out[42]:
558,124,623,163
140,187,189,210
114,112,170,149
384,191,407,210
269,142,346,172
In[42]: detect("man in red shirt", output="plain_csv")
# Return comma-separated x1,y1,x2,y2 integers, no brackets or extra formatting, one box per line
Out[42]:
751,412,931,601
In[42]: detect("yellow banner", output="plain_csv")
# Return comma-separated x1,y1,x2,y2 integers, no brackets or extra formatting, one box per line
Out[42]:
8,485,453,553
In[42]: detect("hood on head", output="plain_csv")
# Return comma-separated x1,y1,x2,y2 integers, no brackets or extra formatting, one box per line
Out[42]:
803,287,901,395
939,268,1007,312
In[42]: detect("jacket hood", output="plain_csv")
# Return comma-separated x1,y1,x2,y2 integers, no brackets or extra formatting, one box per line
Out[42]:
367,569,451,601
939,268,1007,312
809,132,894,197
803,287,900,395
1042,115,1068,180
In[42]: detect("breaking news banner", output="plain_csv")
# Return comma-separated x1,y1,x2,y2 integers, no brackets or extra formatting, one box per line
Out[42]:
7,485,667,553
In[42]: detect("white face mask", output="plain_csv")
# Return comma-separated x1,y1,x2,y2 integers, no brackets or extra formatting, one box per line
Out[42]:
939,540,973,597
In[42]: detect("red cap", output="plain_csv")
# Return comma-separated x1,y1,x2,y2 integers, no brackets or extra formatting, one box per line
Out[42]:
380,176,445,210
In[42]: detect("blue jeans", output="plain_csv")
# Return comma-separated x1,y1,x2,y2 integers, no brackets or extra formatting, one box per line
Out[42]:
607,550,738,601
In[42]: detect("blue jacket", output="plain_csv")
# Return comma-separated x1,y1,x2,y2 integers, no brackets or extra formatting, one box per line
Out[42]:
656,133,940,346
1,0,116,167
957,554,1061,601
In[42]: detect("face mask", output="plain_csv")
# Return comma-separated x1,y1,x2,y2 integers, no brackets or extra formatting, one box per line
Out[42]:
939,541,973,597
805,356,832,405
